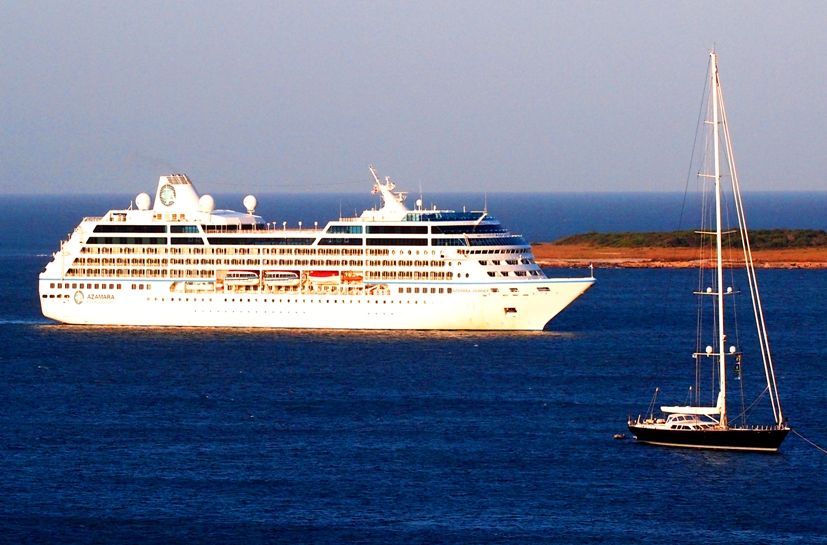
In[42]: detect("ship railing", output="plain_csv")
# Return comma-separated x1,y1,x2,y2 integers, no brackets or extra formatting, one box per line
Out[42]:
204,221,324,235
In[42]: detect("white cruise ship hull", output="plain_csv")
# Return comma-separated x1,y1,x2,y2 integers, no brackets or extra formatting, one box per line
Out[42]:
38,170,595,331
39,278,593,331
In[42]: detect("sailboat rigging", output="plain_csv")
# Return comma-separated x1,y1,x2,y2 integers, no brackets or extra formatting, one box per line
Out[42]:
627,51,790,452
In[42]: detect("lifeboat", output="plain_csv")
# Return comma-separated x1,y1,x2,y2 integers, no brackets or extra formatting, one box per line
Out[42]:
184,281,214,292
224,271,260,286
263,270,300,287
341,271,363,283
307,271,340,285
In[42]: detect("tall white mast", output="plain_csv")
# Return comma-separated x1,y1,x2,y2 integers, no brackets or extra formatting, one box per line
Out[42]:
711,51,728,427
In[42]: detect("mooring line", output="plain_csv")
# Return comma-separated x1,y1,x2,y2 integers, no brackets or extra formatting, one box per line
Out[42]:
792,428,827,455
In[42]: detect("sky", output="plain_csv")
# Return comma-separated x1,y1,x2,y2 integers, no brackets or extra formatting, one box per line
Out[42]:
2,1,827,195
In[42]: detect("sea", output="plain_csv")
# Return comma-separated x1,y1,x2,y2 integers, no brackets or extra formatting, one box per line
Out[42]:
1,192,826,544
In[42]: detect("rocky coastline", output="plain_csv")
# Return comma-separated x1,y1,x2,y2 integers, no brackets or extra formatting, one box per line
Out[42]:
532,243,827,269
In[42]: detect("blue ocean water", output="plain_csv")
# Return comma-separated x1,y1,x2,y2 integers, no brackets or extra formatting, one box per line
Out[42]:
1,194,826,544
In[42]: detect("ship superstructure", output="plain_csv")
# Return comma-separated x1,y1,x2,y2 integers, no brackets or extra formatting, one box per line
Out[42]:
39,168,594,330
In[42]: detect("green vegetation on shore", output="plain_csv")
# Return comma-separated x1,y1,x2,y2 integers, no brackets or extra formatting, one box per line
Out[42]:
552,229,827,249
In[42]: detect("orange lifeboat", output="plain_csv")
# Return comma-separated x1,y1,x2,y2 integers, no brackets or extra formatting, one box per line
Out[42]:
341,272,363,283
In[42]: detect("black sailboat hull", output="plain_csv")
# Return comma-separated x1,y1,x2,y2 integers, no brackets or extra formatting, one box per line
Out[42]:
627,424,790,452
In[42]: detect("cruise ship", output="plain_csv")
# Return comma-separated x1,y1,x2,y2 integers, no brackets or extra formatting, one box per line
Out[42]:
39,168,594,330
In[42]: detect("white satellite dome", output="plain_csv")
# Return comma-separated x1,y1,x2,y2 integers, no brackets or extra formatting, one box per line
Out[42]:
198,194,215,213
135,192,151,211
243,195,257,214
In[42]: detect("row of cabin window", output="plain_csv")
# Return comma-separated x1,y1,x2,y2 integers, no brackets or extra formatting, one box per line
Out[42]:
479,259,533,265
50,282,122,290
86,236,518,248
149,297,443,305
48,282,151,290
94,223,276,234
73,255,462,269
398,287,452,294
487,271,535,277
93,223,498,236
69,257,457,269
459,248,528,255
68,265,248,276
369,271,453,280
79,246,443,257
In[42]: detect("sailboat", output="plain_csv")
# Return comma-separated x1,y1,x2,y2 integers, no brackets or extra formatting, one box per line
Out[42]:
627,51,790,452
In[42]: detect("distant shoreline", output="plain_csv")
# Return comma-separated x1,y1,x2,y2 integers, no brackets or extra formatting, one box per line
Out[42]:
532,243,827,269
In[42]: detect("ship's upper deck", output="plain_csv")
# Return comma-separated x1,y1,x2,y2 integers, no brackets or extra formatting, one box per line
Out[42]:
71,170,530,252
94,169,507,231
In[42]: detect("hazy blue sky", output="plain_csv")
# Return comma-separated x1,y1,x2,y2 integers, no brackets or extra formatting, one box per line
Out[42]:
2,1,826,195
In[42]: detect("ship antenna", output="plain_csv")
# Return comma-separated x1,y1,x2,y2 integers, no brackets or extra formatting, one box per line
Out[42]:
369,164,381,185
